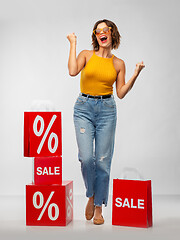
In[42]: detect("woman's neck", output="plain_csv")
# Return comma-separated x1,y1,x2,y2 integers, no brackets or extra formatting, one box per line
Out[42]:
95,47,112,58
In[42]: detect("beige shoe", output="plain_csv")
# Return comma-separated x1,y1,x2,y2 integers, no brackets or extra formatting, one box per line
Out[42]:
85,198,95,220
93,215,104,225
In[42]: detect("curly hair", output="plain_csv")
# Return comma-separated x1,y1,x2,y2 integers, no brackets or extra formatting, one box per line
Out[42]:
92,19,121,51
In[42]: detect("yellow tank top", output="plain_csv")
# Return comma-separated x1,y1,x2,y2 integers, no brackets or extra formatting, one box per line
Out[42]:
80,51,117,96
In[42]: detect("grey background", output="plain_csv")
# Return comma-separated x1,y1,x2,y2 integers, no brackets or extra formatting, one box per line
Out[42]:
0,0,180,197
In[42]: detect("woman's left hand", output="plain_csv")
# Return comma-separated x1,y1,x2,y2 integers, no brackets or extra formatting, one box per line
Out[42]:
134,61,145,76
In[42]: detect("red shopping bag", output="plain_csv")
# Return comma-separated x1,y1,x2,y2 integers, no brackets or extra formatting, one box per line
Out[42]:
112,179,153,228
24,112,62,157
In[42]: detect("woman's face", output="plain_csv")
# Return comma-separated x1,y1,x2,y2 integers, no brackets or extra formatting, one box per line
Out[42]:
95,22,112,49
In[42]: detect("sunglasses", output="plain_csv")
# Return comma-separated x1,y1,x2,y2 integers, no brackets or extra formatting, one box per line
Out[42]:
93,27,112,36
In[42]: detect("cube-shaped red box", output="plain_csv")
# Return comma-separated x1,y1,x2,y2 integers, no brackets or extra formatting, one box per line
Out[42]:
34,157,62,185
112,179,152,228
24,112,62,157
26,181,73,226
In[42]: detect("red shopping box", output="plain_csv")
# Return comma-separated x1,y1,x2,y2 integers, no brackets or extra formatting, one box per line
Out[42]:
24,112,62,157
34,156,62,185
26,181,73,226
112,179,153,228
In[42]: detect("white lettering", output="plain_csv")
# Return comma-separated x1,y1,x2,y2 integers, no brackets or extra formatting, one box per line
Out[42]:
123,198,130,208
115,198,122,207
115,197,145,209
37,167,42,175
131,198,137,208
36,167,61,176
49,167,53,175
138,199,144,209
43,167,48,175
54,167,60,175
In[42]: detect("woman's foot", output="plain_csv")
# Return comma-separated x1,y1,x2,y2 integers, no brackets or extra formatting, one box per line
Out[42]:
93,206,104,225
85,196,95,220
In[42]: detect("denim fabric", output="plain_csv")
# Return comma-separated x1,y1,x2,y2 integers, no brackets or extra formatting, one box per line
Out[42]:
73,93,117,206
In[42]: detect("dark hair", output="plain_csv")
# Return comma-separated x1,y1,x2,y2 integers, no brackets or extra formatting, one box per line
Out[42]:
92,19,121,51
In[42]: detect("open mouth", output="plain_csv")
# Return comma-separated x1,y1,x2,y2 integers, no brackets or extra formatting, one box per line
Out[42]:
100,35,108,43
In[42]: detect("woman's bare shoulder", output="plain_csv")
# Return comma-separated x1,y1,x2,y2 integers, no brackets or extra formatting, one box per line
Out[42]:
80,50,94,62
79,50,93,56
113,55,125,65
113,55,125,73
84,50,94,58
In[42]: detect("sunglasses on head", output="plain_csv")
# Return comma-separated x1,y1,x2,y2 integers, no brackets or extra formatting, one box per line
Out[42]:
93,27,112,36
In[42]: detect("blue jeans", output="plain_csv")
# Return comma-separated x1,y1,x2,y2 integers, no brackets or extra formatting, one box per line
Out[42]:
73,93,117,206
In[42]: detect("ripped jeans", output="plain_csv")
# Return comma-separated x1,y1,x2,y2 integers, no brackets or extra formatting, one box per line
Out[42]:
73,93,117,206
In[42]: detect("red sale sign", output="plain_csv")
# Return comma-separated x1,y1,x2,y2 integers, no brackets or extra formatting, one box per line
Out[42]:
112,179,153,228
24,112,62,157
26,181,73,226
34,157,62,185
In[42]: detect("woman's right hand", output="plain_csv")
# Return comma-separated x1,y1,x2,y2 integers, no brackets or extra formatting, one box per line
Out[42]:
67,33,77,44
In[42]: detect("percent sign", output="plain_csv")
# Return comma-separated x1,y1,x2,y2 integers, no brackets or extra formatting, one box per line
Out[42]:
66,188,73,218
33,191,59,221
33,115,58,154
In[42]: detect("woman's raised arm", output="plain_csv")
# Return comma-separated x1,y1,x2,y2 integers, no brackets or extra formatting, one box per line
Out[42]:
67,33,86,76
116,60,145,99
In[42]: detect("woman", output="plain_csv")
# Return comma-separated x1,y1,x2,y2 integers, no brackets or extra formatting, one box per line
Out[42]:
67,19,145,225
